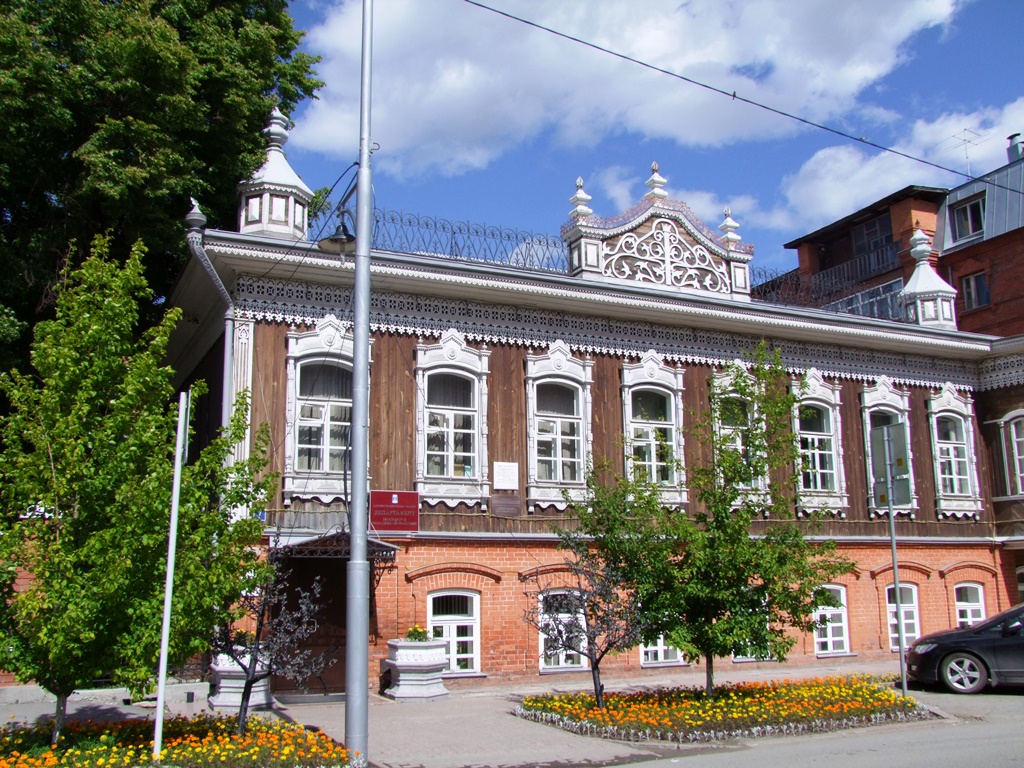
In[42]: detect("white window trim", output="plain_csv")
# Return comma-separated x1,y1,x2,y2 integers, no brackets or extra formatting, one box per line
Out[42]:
428,589,481,675
953,582,985,628
622,350,686,504
793,369,848,516
927,383,982,519
950,195,985,243
640,635,686,667
526,341,593,510
415,329,490,508
988,408,1024,500
284,315,366,506
887,583,919,650
814,584,850,657
862,376,917,517
712,364,766,495
538,589,588,671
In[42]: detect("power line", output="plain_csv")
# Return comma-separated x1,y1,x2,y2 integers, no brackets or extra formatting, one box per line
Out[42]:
464,0,1021,196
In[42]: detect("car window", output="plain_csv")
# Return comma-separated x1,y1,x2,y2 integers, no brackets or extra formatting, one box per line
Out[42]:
1007,612,1024,633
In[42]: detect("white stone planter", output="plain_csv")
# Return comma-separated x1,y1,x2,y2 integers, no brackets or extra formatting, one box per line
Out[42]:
382,639,449,700
209,653,274,710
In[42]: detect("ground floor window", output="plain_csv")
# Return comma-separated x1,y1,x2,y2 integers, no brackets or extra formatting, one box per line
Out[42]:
887,583,919,650
954,583,985,628
640,635,682,666
814,585,849,656
538,591,587,670
428,591,479,674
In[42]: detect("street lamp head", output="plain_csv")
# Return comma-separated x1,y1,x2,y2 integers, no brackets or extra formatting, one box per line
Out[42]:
318,208,357,253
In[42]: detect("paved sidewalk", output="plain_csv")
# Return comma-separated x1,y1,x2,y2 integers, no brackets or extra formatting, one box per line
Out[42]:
1,659,905,768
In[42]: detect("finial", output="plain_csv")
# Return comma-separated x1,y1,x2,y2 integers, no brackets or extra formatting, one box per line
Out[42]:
569,176,593,220
910,228,932,263
645,162,668,201
185,198,207,231
265,108,290,150
719,207,740,248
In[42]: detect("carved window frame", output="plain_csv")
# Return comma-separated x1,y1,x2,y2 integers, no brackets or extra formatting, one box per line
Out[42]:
792,369,848,516
415,329,490,508
284,315,363,506
927,383,982,519
622,350,687,504
862,377,917,517
526,341,593,510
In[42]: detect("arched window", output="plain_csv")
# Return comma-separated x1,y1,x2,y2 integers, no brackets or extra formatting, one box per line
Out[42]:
425,372,476,479
800,405,836,492
428,591,480,674
862,377,916,517
935,416,970,495
928,383,981,519
535,382,582,483
621,351,686,503
954,582,985,628
284,316,360,505
886,583,919,650
1012,419,1024,495
296,362,352,473
414,330,490,507
629,389,674,483
814,585,849,656
538,590,587,670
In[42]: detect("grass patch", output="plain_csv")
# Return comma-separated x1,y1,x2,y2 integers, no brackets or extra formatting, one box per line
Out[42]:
516,674,930,744
0,713,350,768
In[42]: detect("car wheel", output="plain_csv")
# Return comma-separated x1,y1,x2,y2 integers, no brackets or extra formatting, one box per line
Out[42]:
940,652,988,694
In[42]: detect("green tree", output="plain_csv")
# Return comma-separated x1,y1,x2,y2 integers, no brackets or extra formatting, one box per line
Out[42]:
523,465,660,708
646,344,854,695
0,0,321,361
0,237,275,744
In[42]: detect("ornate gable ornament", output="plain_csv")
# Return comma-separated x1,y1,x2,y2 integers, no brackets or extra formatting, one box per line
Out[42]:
562,163,754,301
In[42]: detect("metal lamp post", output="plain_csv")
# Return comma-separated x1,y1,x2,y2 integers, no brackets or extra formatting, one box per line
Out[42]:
345,0,374,763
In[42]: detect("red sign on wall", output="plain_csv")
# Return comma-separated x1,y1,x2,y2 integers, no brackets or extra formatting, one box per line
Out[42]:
369,490,420,532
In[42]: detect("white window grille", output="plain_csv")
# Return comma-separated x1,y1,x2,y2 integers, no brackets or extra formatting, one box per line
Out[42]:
928,384,982,519
951,196,985,242
641,635,682,666
428,591,480,674
814,585,849,656
887,583,919,650
954,583,985,628
538,591,587,670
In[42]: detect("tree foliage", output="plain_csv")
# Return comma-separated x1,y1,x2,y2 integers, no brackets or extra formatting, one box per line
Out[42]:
0,238,275,744
523,465,664,708
0,0,322,360
212,551,334,735
647,344,854,694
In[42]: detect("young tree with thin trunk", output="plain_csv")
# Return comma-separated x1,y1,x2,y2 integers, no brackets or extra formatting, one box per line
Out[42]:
0,238,273,744
641,343,855,695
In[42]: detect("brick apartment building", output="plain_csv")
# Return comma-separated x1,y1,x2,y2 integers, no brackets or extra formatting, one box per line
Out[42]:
161,113,1024,695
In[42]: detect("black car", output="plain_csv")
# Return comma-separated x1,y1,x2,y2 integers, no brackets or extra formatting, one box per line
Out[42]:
906,602,1024,693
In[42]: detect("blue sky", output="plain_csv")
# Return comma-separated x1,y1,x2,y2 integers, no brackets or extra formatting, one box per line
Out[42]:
283,0,1024,274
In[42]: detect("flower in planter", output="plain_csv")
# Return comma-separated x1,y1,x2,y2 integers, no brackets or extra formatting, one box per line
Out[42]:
405,624,429,641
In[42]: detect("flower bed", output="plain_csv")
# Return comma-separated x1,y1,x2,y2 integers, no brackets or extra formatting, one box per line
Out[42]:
516,674,930,744
0,713,350,768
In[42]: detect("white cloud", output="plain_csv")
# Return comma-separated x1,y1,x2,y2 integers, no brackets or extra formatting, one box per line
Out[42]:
292,0,961,177
773,96,1024,235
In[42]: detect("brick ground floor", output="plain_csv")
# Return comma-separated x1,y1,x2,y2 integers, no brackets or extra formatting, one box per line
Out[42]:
272,535,1024,696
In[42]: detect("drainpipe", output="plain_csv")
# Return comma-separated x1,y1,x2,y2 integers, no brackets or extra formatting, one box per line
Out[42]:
185,200,235,431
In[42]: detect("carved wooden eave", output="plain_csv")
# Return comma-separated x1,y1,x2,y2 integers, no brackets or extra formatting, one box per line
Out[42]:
562,197,753,302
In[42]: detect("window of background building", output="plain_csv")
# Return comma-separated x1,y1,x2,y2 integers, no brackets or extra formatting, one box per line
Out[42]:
428,591,480,674
951,197,985,241
961,271,990,311
954,583,985,628
814,585,849,656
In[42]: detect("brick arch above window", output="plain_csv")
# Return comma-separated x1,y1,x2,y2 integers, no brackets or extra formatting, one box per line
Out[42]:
518,562,573,583
405,561,503,584
869,560,934,580
938,560,998,579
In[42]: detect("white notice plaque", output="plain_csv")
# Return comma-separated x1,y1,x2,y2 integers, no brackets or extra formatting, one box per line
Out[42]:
492,462,519,491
